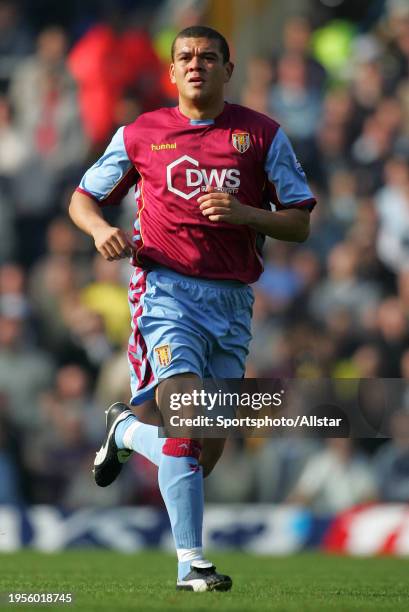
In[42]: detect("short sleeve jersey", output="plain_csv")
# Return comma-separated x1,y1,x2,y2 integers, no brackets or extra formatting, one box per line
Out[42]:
77,102,316,284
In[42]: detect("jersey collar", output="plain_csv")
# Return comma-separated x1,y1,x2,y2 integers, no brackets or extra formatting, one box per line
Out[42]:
173,102,228,125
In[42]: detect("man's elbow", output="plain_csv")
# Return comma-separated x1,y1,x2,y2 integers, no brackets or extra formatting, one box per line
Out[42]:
68,192,78,221
294,223,310,243
68,189,88,225
292,211,310,242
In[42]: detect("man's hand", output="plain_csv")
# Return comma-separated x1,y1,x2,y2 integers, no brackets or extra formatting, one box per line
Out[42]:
198,186,250,224
69,191,136,260
197,185,310,242
92,226,134,261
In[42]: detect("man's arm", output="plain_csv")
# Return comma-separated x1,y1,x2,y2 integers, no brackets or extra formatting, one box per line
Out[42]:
198,190,310,242
69,190,133,260
69,126,137,260
199,125,314,242
241,205,310,242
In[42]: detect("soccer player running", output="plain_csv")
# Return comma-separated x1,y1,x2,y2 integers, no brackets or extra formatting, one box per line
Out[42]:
69,26,316,591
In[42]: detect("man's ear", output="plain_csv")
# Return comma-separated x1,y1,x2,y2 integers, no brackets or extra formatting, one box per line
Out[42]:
169,63,176,84
224,61,234,83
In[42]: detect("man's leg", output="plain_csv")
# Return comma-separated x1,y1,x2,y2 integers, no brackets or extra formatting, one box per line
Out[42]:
154,374,204,580
96,268,232,589
103,374,231,591
199,438,227,477
111,401,226,478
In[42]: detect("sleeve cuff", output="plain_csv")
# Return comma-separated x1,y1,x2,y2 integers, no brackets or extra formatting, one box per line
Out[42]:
75,187,101,204
276,198,316,212
75,165,139,207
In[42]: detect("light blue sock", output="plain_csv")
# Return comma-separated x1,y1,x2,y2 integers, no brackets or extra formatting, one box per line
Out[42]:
116,418,204,579
158,454,204,580
115,415,164,466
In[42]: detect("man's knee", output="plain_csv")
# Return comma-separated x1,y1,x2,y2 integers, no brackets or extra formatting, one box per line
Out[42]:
156,374,203,440
156,373,201,408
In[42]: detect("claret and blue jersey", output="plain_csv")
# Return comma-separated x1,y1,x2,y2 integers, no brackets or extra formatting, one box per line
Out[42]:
77,102,316,286
77,102,316,402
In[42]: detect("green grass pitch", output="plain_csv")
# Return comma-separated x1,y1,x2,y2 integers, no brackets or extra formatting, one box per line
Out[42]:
0,550,408,611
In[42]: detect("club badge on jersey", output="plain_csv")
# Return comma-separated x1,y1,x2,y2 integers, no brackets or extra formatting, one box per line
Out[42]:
232,132,250,153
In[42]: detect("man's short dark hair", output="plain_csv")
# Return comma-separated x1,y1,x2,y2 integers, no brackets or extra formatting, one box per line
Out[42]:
171,26,230,63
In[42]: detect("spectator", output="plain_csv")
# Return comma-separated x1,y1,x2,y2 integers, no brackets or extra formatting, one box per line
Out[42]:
0,96,27,178
277,16,327,90
0,0,33,92
268,53,322,144
80,255,130,347
308,241,381,331
287,439,377,513
0,262,30,321
8,26,86,264
373,298,409,377
241,56,273,115
204,439,257,503
0,394,24,504
374,409,409,502
68,15,163,147
27,364,105,505
376,156,409,274
0,312,54,427
9,26,86,175
254,438,319,503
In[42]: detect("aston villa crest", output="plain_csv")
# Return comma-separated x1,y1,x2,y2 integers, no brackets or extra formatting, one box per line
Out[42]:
155,344,172,366
232,132,250,153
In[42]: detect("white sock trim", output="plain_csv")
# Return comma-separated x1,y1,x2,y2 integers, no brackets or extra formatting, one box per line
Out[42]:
122,420,142,449
176,547,203,563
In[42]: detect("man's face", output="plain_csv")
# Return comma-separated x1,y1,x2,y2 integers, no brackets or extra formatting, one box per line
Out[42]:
170,37,233,104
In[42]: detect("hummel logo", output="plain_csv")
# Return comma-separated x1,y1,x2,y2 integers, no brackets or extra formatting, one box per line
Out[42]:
151,142,177,151
178,443,189,450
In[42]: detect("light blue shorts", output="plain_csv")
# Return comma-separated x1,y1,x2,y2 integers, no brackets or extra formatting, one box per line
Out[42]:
127,267,254,405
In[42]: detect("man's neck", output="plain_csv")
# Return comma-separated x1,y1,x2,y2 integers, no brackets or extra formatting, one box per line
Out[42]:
178,98,225,121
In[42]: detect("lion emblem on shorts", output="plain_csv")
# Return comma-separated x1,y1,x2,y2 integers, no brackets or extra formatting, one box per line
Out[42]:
155,344,172,366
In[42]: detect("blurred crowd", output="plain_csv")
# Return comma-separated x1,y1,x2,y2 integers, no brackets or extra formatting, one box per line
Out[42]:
1,0,409,511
